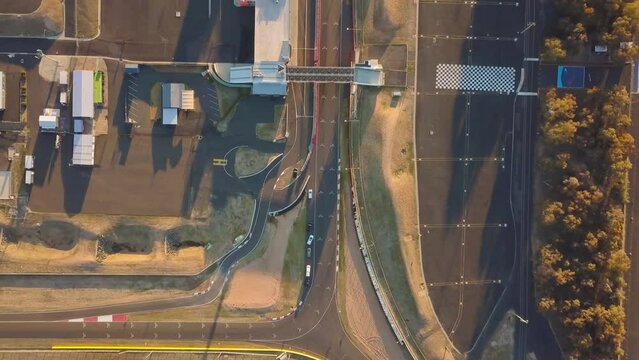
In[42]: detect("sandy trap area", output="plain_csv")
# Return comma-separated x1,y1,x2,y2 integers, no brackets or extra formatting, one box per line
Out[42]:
223,205,301,310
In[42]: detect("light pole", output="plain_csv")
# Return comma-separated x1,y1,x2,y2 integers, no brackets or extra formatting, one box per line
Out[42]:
512,312,529,324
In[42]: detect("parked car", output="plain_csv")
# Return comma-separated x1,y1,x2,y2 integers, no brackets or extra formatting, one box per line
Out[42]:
306,235,314,246
306,247,312,258
306,222,313,232
307,189,313,199
305,265,312,285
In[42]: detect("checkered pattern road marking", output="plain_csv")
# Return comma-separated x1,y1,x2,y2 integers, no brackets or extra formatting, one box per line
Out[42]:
435,64,516,93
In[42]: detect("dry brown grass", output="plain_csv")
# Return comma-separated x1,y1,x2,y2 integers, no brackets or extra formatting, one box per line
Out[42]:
0,0,63,37
0,287,189,312
357,0,415,44
75,0,99,39
355,88,455,359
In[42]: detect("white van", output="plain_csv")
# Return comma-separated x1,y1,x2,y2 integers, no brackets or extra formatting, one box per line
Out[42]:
307,189,313,199
305,265,311,285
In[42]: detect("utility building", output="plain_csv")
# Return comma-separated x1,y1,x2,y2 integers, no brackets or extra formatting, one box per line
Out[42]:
162,83,185,109
72,70,94,118
0,71,5,110
72,134,95,166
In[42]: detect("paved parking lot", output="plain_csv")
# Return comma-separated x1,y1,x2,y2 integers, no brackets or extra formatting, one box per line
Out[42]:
99,0,255,62
416,0,524,353
0,0,40,14
24,61,284,216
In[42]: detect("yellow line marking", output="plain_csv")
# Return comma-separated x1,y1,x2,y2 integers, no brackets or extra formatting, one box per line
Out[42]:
52,345,322,360
213,158,227,166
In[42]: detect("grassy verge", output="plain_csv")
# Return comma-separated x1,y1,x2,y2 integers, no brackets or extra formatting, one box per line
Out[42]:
256,104,286,141
279,202,306,307
149,82,162,121
170,194,254,263
75,0,99,38
130,203,306,322
234,147,277,178
214,84,250,133
351,87,443,358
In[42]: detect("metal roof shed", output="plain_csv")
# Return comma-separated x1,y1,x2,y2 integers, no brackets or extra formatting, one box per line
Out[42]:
59,70,68,85
38,115,58,131
0,71,5,110
162,108,178,125
72,134,95,166
25,155,34,169
181,90,194,110
162,83,184,108
72,70,94,118
0,171,11,199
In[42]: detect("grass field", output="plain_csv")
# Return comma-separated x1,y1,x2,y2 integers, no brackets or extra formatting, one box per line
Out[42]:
256,104,286,141
93,71,103,103
214,84,250,133
234,147,277,177
170,194,254,264
279,201,306,307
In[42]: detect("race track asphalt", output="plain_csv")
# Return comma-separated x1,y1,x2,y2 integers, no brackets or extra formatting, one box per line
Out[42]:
0,0,407,359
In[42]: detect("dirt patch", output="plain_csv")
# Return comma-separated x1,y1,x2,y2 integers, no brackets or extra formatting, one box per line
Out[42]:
0,0,63,37
223,202,304,310
75,0,99,38
234,147,277,178
354,87,453,357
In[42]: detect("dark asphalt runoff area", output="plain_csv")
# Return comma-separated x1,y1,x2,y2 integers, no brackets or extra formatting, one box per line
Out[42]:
415,0,561,358
0,0,254,63
0,1,404,359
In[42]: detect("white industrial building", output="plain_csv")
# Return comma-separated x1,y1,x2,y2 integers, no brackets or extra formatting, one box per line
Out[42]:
72,70,94,118
72,134,95,166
